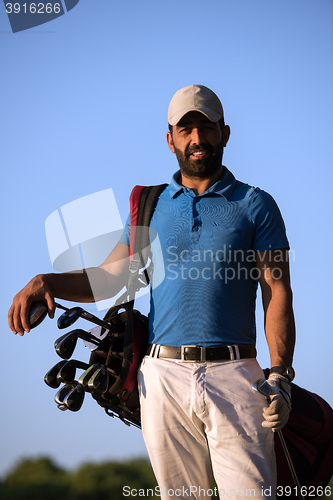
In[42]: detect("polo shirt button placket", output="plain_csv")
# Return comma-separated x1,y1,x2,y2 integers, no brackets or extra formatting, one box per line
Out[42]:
191,198,201,243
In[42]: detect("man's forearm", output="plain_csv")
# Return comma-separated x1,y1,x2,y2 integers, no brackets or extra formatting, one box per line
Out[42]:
263,286,296,367
43,267,126,303
9,241,131,335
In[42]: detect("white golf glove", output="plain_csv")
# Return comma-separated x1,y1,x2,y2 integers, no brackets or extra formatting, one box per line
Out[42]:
262,373,292,431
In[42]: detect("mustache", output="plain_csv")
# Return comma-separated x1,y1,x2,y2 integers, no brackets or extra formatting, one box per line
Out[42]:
185,143,214,157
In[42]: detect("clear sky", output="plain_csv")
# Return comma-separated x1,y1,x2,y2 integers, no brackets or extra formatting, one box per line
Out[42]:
1,0,332,478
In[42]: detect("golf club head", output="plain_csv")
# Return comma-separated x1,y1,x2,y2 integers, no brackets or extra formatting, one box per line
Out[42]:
55,329,100,359
54,332,71,349
54,329,97,349
57,359,77,384
54,383,76,411
78,364,100,392
44,360,67,389
87,365,109,394
252,378,272,399
57,359,90,384
29,301,48,329
55,333,78,360
63,384,85,412
57,307,83,330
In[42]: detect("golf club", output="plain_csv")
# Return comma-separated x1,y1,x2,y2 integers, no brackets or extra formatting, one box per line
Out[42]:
87,365,110,394
28,301,48,329
57,359,90,384
57,305,121,332
55,329,100,360
44,360,68,389
28,300,120,333
62,384,85,412
54,332,72,349
54,383,76,411
252,378,304,500
78,364,101,392
54,328,100,349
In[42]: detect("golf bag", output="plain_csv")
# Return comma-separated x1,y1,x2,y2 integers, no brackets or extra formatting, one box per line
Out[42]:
86,183,167,427
263,369,333,497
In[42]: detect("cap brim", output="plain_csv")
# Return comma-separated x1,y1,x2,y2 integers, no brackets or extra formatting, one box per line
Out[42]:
168,107,222,126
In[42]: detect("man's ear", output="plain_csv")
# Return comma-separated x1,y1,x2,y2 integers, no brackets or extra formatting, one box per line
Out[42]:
166,131,175,153
223,125,231,147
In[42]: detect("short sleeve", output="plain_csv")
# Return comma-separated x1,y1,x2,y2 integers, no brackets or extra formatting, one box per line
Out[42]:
251,189,289,251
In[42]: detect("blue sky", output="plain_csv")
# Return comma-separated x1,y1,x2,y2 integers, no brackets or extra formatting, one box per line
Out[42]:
1,0,332,478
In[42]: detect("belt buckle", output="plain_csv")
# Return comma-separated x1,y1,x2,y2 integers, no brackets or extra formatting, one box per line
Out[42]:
181,345,206,363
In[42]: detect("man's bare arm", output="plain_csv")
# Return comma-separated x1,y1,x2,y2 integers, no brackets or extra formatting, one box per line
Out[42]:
8,242,130,336
256,249,296,368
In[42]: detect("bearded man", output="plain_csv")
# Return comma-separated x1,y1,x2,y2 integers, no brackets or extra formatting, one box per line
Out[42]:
9,85,295,500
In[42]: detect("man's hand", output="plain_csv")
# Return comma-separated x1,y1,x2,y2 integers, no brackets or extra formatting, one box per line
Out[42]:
262,373,292,431
8,275,56,336
8,243,131,337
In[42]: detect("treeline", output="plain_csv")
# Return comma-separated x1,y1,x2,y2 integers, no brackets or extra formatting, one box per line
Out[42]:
1,457,332,500
0,456,161,500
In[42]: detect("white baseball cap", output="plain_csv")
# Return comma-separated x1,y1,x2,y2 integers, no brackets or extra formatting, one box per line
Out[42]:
168,85,224,126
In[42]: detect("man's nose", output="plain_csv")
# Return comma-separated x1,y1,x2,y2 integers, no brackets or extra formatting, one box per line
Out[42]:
190,128,204,145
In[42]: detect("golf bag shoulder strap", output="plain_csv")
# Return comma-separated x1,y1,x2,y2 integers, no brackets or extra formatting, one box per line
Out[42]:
124,183,167,357
102,183,167,388
127,184,168,286
129,184,168,261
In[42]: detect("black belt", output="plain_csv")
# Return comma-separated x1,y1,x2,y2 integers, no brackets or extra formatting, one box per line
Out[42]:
146,344,257,362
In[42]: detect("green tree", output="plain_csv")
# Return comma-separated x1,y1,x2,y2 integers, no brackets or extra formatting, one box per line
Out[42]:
1,456,158,500
3,456,71,500
69,458,157,500
5,456,66,485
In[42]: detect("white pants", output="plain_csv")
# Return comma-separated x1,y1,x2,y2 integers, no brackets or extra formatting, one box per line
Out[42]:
138,357,276,500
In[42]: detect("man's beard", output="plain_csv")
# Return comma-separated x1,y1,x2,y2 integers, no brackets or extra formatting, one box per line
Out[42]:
173,139,224,179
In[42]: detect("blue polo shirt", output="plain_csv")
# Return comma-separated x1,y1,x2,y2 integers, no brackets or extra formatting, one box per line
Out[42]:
120,167,289,347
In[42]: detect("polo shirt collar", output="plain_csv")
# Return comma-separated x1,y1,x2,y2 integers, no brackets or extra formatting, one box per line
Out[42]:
169,166,237,200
